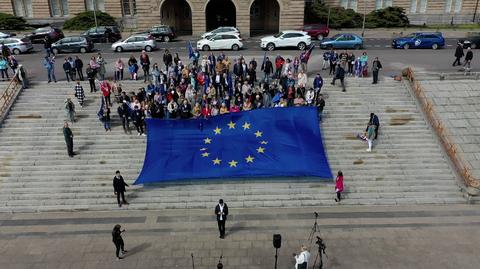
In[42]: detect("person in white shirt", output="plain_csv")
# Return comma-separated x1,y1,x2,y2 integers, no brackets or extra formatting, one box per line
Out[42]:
294,245,311,269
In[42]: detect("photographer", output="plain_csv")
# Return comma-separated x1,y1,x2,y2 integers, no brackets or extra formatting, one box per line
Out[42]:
294,245,310,269
112,224,128,260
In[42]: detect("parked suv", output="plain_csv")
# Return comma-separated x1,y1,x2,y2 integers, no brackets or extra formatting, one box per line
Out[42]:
51,36,94,54
260,31,311,51
25,27,64,43
301,24,330,40
139,25,176,42
82,26,122,43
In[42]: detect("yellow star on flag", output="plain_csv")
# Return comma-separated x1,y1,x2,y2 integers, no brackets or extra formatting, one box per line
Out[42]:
260,141,268,145
204,138,212,144
245,155,255,163
256,147,265,154
212,158,221,165
227,121,236,129
254,131,263,137
202,152,210,157
228,160,238,167
200,148,208,151
213,127,222,135
242,122,251,130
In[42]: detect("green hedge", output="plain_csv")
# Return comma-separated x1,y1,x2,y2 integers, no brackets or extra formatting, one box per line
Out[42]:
0,13,27,30
305,3,409,29
63,11,116,30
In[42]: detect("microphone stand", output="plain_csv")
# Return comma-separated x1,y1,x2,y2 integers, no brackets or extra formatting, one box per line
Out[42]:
191,253,195,269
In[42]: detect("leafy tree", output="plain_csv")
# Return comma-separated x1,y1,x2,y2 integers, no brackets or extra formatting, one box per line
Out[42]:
0,13,27,30
63,11,117,30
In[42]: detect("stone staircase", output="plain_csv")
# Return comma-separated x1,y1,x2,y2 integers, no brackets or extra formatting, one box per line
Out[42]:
0,77,466,213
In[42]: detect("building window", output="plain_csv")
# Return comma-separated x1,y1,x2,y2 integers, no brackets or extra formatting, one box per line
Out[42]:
85,0,105,12
12,0,33,18
50,0,69,17
410,0,417,13
341,0,358,11
376,0,393,10
445,0,453,12
454,0,462,13
122,0,137,16
419,0,428,13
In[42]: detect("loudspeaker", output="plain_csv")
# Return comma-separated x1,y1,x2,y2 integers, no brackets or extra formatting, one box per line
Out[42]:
273,234,282,248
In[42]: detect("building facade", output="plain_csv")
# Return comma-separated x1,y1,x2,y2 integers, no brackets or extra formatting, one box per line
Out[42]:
1,0,306,37
321,0,480,24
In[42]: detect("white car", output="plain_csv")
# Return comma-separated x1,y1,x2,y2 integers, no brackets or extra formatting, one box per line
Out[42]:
0,37,33,55
201,27,240,39
260,31,311,51
197,34,243,51
0,31,15,39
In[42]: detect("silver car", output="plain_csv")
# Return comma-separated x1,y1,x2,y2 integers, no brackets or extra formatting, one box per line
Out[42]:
111,35,157,52
0,37,33,55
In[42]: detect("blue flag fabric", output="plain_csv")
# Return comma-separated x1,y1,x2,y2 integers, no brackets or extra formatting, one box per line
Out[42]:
134,107,332,184
187,41,194,59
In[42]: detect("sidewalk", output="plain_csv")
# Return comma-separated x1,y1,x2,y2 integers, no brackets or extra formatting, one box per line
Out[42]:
0,205,479,269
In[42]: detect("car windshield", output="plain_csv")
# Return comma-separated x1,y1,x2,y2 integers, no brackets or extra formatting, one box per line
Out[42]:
330,34,341,39
35,27,51,33
274,32,284,38
406,34,419,38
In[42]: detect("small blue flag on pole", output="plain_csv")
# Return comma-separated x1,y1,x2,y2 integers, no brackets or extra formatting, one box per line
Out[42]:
188,41,194,59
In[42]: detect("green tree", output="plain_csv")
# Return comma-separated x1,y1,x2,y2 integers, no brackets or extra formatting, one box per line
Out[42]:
0,13,27,30
63,11,117,31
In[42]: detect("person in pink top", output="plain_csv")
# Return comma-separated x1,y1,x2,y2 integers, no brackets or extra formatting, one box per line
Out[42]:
335,171,344,202
229,104,240,113
100,80,112,107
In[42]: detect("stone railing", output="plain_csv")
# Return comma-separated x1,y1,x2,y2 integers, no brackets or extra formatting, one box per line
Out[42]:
0,78,21,125
404,67,480,195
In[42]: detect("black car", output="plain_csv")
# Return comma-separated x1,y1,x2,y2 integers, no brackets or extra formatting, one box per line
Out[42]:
51,36,94,54
459,33,480,49
138,25,175,42
82,26,122,43
26,27,64,43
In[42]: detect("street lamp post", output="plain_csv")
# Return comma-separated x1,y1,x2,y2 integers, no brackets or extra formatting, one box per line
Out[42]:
92,0,98,28
361,0,367,37
474,0,480,23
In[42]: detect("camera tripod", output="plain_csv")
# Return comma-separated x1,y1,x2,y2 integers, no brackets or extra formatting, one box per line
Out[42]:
312,236,327,269
307,212,320,244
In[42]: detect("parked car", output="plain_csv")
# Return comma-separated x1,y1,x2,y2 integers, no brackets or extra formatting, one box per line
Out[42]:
197,34,243,51
82,26,122,43
201,27,240,39
319,33,363,49
138,25,175,42
301,24,329,40
111,35,157,52
25,27,64,43
260,31,311,51
458,33,480,49
392,32,445,50
0,37,33,55
51,36,94,54
0,31,16,39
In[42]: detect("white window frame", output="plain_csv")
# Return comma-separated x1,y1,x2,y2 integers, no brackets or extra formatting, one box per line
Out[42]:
445,0,453,13
454,0,462,13
49,0,69,17
12,0,33,18
410,0,418,13
121,0,137,16
341,0,358,11
419,0,428,13
85,0,105,12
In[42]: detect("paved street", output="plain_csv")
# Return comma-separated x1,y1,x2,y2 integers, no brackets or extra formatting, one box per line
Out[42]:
0,205,479,269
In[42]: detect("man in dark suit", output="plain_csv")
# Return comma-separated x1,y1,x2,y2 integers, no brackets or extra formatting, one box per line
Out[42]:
113,170,129,207
214,199,229,239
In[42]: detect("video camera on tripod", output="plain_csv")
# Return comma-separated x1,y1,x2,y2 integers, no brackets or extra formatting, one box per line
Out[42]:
315,236,326,254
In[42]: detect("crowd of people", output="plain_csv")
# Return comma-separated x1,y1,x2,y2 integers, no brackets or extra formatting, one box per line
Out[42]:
0,44,28,88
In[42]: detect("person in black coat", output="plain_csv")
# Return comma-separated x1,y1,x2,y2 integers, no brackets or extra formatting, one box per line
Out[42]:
131,106,145,136
63,58,73,82
331,64,346,92
371,57,382,84
366,113,380,139
261,57,273,82
112,224,128,259
464,47,473,70
214,199,229,239
63,121,74,157
117,101,131,133
453,43,464,66
74,56,84,80
113,170,129,207
86,64,97,92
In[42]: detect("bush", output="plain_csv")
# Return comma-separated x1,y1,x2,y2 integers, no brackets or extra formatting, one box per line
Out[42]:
0,13,27,30
63,11,116,30
366,7,409,28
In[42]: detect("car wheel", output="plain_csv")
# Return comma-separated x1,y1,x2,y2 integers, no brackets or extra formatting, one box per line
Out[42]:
12,48,21,55
266,43,275,51
353,44,361,50
317,35,324,41
231,44,239,51
403,43,410,50
472,43,477,49
52,48,59,55
145,45,153,52
115,46,123,52
202,45,210,51
79,47,87,53
163,36,170,42
431,43,439,50
297,42,306,50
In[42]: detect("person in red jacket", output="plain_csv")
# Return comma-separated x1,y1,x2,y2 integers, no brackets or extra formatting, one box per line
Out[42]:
335,171,344,202
201,103,212,118
100,80,112,107
274,55,285,79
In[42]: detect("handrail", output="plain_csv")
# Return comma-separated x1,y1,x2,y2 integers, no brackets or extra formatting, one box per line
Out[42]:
405,67,480,190
0,77,21,124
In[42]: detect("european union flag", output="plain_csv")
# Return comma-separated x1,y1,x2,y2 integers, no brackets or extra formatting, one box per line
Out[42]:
134,107,332,184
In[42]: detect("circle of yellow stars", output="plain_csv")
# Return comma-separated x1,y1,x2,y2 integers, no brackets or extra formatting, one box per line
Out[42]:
199,120,269,168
